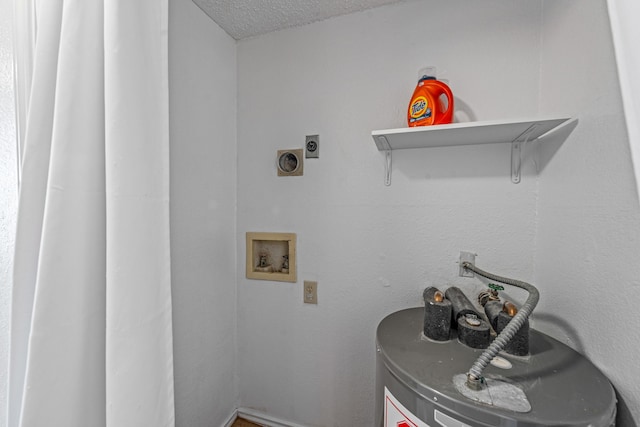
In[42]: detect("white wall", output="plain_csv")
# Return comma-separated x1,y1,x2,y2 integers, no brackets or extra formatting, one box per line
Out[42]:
168,0,238,426
0,0,17,425
537,1,640,425
237,1,546,425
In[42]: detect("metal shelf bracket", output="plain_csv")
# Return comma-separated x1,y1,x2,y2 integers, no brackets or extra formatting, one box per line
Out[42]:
377,135,393,186
511,124,540,184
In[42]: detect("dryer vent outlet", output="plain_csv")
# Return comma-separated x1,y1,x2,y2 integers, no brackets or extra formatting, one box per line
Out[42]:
277,149,304,176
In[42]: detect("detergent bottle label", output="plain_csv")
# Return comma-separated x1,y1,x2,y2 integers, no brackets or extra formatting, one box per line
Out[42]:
409,95,432,124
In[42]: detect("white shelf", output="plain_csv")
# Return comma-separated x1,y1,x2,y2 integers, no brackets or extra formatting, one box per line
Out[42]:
371,117,572,185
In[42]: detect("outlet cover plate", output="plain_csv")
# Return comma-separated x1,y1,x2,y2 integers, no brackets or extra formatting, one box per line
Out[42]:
306,135,319,158
304,281,318,304
459,251,476,277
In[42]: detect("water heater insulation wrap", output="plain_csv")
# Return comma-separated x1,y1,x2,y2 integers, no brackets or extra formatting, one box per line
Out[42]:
484,300,530,356
422,287,452,341
444,286,479,321
445,286,490,348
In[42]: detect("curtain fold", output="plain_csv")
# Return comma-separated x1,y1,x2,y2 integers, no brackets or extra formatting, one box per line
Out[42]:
103,1,174,425
608,0,640,200
9,0,174,426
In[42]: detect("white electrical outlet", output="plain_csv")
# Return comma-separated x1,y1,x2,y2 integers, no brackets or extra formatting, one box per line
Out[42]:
304,281,318,304
305,135,319,158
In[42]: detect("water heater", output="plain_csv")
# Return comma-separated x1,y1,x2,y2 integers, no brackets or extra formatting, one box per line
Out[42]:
375,307,617,427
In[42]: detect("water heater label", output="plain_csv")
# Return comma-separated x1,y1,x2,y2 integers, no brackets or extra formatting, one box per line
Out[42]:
384,387,430,427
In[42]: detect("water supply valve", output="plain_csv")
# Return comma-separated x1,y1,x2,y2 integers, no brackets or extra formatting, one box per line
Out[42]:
478,283,504,306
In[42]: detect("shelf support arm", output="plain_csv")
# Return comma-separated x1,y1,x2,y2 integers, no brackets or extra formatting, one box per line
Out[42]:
377,135,393,186
511,124,540,184
385,149,392,186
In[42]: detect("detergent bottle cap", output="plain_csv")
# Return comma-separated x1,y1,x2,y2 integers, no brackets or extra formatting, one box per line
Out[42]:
418,66,437,81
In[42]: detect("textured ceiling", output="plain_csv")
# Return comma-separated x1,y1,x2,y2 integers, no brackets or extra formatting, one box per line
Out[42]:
191,0,409,40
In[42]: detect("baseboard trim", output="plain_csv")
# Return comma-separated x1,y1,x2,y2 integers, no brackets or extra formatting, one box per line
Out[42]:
237,407,309,427
222,409,238,427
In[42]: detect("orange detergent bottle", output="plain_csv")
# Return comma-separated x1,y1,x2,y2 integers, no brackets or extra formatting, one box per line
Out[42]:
407,67,454,127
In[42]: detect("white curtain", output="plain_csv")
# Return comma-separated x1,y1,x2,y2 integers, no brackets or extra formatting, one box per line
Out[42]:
8,0,175,426
608,0,640,199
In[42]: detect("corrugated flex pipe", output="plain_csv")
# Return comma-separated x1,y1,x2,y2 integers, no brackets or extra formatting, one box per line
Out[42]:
461,261,540,390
